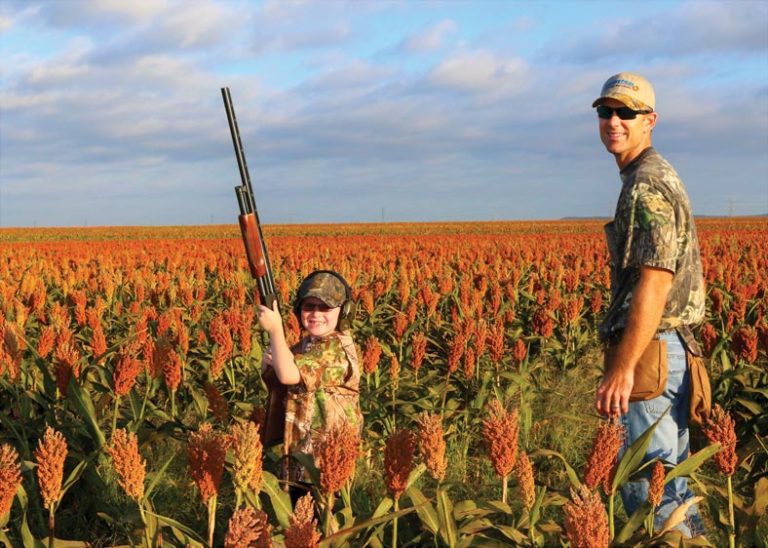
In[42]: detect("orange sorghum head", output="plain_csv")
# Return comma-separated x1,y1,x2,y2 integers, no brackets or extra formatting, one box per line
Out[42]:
230,420,263,496
316,422,359,496
37,325,57,359
53,341,81,395
488,320,505,364
648,461,665,508
163,348,183,393
700,322,718,357
415,412,447,482
390,355,401,390
512,338,527,365
201,381,227,422
224,506,272,548
731,326,758,364
515,451,536,511
0,443,22,517
482,400,519,478
393,314,408,341
410,331,427,372
113,348,143,397
285,493,321,548
584,418,625,492
462,346,476,380
384,428,416,501
2,322,25,382
363,336,382,375
564,485,610,548
188,423,229,504
107,428,146,502
703,404,738,477
34,426,68,510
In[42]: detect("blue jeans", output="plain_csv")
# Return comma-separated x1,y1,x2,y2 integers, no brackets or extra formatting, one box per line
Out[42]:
618,331,704,537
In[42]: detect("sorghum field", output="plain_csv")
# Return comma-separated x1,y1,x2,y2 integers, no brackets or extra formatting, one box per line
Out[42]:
1,218,766,547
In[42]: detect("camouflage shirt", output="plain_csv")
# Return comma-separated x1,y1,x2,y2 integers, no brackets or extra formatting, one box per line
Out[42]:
599,147,706,355
283,330,362,484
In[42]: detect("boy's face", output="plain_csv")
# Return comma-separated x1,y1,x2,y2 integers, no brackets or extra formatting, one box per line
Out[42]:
299,297,341,338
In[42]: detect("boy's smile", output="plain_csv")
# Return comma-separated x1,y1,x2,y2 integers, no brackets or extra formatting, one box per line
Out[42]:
300,297,341,338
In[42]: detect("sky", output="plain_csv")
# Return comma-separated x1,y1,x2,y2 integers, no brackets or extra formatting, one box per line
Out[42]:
1,0,767,227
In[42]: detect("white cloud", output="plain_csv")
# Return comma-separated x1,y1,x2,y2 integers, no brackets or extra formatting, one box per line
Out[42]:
429,50,529,95
404,19,458,52
0,0,766,227
551,0,768,62
90,0,172,22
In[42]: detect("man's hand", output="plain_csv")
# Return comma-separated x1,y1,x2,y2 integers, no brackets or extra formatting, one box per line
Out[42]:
596,361,634,416
595,265,673,417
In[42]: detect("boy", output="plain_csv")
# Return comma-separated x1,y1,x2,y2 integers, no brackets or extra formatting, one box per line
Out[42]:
257,270,363,487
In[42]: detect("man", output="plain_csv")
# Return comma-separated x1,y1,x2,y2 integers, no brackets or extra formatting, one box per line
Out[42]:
593,72,706,537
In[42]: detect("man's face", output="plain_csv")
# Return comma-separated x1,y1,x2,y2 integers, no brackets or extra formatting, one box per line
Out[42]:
598,98,657,168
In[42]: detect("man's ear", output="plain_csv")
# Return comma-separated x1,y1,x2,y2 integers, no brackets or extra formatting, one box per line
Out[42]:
646,112,658,131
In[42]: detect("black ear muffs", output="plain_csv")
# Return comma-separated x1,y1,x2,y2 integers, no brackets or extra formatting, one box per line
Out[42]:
293,270,356,331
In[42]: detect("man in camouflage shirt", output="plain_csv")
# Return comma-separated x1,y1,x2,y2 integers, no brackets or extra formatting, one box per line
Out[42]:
593,73,706,537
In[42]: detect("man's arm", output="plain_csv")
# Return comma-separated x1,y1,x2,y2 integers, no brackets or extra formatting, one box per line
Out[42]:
595,265,673,415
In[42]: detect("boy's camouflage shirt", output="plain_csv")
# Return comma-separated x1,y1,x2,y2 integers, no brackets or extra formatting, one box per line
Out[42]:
283,330,362,484
599,147,706,354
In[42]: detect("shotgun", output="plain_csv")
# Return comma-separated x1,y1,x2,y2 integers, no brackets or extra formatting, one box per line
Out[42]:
221,86,278,308
221,86,285,446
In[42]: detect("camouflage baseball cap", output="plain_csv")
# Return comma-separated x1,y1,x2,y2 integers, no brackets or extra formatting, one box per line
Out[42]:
297,271,348,308
592,72,655,112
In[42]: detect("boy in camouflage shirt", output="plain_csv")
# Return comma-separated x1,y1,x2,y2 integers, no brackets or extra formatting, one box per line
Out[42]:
257,270,362,488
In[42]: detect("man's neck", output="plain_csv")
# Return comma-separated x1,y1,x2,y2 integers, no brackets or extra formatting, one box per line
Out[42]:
615,142,653,171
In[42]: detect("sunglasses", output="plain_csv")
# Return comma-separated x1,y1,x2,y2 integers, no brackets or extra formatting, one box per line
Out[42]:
300,301,335,312
596,105,652,120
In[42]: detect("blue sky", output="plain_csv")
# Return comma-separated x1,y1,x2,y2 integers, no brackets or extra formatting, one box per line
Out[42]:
1,0,766,227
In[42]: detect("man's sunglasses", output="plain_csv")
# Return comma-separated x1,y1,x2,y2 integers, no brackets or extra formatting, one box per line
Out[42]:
596,105,652,120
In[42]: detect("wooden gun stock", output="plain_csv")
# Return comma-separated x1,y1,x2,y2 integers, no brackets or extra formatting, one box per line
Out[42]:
238,213,268,278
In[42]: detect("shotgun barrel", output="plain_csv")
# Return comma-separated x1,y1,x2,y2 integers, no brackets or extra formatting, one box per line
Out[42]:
221,87,277,308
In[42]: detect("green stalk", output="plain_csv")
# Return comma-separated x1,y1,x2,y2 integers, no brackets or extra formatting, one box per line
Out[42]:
139,503,151,547
139,376,152,424
391,382,397,429
501,473,508,504
324,492,335,538
727,476,735,548
647,506,655,538
440,370,452,420
528,508,535,545
112,395,120,434
47,506,55,548
392,496,399,548
207,495,217,548
608,492,615,541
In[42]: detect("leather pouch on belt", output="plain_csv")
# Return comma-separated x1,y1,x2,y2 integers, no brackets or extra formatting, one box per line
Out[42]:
604,339,668,401
687,352,712,427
